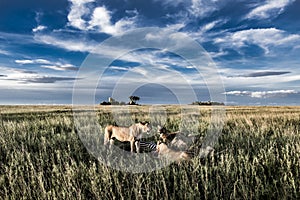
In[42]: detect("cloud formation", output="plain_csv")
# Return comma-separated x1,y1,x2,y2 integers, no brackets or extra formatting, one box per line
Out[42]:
15,59,51,65
0,66,37,75
67,0,94,30
215,28,300,54
13,76,78,84
0,66,78,85
1,0,300,105
0,49,11,56
15,59,77,71
34,34,95,52
225,90,298,98
199,19,227,33
41,64,78,71
32,25,47,32
153,0,186,7
189,0,223,18
88,6,137,35
67,0,137,35
246,0,295,20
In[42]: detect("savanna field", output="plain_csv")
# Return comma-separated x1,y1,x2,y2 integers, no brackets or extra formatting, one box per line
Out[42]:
0,105,300,199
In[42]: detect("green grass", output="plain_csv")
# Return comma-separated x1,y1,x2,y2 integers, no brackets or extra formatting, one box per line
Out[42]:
0,105,300,199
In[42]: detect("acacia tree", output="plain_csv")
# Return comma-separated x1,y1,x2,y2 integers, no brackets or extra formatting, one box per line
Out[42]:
129,96,140,105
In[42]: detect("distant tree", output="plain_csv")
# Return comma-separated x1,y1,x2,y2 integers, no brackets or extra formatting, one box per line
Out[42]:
100,101,111,105
129,96,140,105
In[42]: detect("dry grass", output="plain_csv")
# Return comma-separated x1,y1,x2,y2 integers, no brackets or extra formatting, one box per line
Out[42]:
0,105,300,199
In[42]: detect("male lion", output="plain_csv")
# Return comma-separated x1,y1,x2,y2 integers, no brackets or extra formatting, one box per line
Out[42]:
157,125,178,143
104,122,151,153
157,125,194,150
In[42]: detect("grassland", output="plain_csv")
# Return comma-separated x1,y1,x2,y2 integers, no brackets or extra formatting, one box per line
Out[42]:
0,105,300,199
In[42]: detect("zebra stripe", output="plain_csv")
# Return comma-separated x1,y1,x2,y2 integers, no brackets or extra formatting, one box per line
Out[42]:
139,141,157,151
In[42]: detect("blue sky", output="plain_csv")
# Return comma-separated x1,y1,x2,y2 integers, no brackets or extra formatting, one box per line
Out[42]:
0,0,300,105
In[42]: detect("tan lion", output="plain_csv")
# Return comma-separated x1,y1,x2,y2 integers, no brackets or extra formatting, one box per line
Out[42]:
104,122,151,153
156,141,192,162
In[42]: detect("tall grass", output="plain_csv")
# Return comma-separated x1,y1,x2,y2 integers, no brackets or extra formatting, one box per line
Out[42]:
0,106,299,199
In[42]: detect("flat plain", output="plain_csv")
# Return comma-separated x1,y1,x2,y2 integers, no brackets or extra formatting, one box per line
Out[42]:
0,105,299,199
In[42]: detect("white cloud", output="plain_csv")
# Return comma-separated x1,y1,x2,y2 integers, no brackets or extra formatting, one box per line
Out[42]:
67,0,94,30
15,59,51,65
41,64,78,71
34,34,95,52
189,0,223,18
208,50,228,58
0,66,37,75
32,25,47,32
0,66,39,87
0,49,11,56
67,0,137,35
166,23,187,32
120,49,193,71
0,32,35,45
216,66,300,90
88,6,136,35
200,19,225,33
215,28,300,54
34,26,195,65
15,60,34,64
35,32,138,58
12,76,78,84
246,0,295,20
187,18,232,43
153,0,186,7
109,66,129,71
0,66,77,88
15,58,77,71
88,7,113,33
225,90,298,98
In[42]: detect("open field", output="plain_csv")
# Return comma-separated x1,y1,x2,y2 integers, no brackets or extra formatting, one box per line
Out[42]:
1,105,300,199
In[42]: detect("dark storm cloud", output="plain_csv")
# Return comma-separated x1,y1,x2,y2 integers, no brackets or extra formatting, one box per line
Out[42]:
228,71,291,78
243,71,291,77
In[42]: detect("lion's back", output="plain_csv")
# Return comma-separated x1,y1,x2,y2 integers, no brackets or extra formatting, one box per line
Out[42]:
111,126,131,141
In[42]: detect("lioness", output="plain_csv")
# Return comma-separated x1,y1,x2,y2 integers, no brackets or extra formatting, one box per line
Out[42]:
156,141,191,162
104,122,151,153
